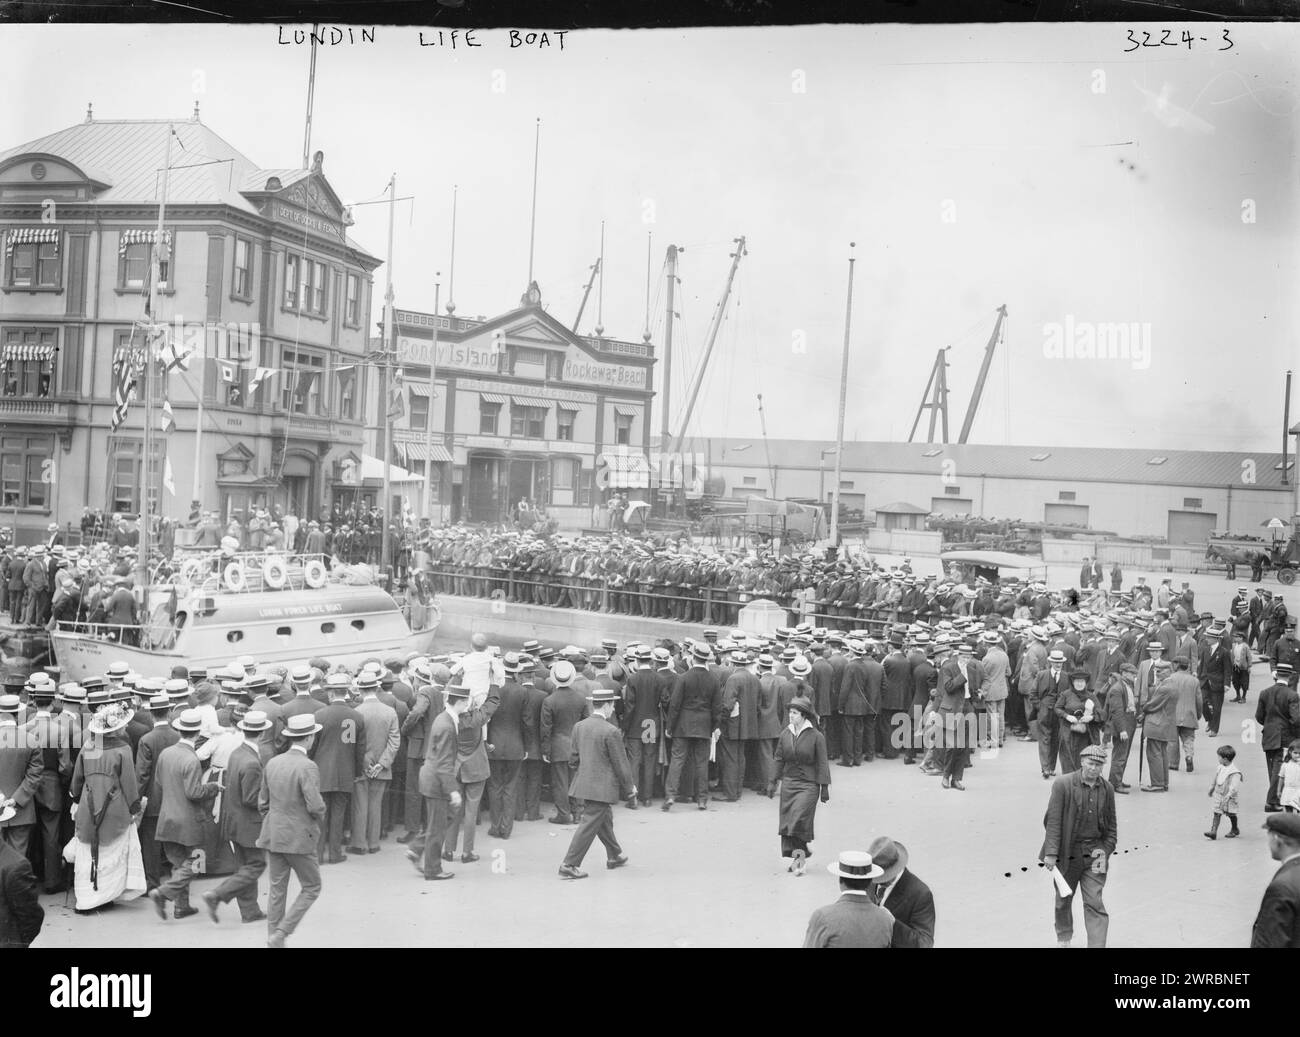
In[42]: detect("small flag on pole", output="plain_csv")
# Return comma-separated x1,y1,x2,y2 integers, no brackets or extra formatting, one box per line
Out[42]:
249,366,273,395
163,456,176,496
218,360,236,383
111,349,140,432
160,398,175,433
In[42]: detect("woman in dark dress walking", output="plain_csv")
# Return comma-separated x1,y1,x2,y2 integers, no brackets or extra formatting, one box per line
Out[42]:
769,696,831,876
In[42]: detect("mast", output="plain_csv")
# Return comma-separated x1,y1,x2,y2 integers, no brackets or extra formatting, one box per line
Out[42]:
302,24,319,168
957,304,1007,445
660,245,678,449
426,276,440,515
380,173,396,575
669,236,746,461
138,124,174,598
573,254,600,333
830,243,856,551
526,119,540,286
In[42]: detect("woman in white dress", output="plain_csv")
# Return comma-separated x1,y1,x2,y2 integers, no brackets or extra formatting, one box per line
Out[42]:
66,704,146,912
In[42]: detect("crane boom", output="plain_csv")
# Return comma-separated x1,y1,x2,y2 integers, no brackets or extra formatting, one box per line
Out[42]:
957,304,1007,445
669,236,746,460
756,393,776,495
572,257,600,333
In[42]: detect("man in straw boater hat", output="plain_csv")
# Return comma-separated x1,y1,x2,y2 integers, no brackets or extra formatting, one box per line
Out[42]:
867,835,935,949
1040,743,1117,948
147,709,221,920
557,686,636,880
202,711,272,926
406,680,470,882
802,850,893,947
133,694,178,893
663,642,722,812
257,713,327,947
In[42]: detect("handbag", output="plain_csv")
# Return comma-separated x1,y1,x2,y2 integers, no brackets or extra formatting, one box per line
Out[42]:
1069,721,1088,735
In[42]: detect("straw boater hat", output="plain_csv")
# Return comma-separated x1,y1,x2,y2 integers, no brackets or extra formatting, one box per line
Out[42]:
237,710,272,733
172,708,204,734
282,713,322,738
827,850,884,881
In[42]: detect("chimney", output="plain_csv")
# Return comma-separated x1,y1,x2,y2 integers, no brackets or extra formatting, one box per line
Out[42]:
192,101,201,122
85,102,93,123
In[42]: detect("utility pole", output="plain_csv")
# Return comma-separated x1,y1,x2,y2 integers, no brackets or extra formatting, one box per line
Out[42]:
426,276,440,515
661,245,678,447
830,243,856,552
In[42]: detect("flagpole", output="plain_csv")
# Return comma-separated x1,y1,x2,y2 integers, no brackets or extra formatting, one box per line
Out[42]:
191,328,204,505
426,276,440,517
829,242,855,553
380,173,396,577
527,118,540,286
139,123,174,600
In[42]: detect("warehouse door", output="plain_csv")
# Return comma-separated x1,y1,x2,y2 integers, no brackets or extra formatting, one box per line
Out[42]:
1044,503,1090,527
1167,510,1217,545
930,496,974,516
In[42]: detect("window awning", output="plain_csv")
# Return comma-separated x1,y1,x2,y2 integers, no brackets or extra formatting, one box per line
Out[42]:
118,229,173,256
2,344,55,362
402,443,454,463
602,451,651,489
479,392,510,406
409,383,436,398
512,396,552,409
5,227,60,258
614,407,638,419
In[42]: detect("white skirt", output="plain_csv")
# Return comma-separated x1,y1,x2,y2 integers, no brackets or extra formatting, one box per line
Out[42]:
65,822,147,911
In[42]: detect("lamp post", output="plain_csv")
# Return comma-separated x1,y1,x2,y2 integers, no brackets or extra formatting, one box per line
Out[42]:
818,446,838,507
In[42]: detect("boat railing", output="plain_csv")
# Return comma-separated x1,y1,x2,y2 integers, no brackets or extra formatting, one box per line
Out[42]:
164,551,349,597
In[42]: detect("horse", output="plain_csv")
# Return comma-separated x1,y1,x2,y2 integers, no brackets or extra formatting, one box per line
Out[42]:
1205,542,1271,581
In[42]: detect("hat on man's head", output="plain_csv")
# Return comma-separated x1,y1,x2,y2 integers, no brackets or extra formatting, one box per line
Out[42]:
789,657,811,678
1047,649,1066,665
172,709,204,733
237,710,272,733
0,694,20,714
589,687,619,704
282,713,322,739
826,850,884,881
551,661,576,687
444,681,471,701
1080,745,1107,763
164,678,191,702
866,837,909,884
1264,813,1300,840
691,643,712,663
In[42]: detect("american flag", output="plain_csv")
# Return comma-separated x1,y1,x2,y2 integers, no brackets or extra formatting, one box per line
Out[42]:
111,344,142,432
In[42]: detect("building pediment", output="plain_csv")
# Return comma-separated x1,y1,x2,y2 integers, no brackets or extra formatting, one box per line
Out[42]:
0,152,112,195
242,167,354,245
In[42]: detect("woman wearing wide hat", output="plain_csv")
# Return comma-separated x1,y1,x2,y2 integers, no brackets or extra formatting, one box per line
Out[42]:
1055,669,1103,775
768,695,831,876
66,703,145,912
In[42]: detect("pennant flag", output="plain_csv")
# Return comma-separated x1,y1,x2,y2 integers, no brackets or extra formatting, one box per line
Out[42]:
157,330,191,374
110,347,140,432
218,360,236,383
387,367,406,421
160,398,175,433
249,366,273,395
163,456,176,496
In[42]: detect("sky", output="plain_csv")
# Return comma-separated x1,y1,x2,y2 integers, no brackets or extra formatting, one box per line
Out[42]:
1,23,1297,452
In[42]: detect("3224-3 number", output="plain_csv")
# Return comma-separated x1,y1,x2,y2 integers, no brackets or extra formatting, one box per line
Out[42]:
1123,28,1233,52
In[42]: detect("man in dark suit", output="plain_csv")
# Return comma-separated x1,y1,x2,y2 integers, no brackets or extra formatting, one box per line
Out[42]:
277,668,327,752
0,695,41,859
515,659,546,822
810,647,838,760
837,641,872,767
1251,813,1300,947
134,694,179,891
407,684,468,881
313,675,366,864
486,653,527,839
203,710,270,924
1032,650,1070,780
803,850,893,947
621,646,661,806
868,836,934,948
1198,622,1232,737
20,685,70,893
0,835,43,948
398,661,445,841
257,713,327,946
717,652,761,801
907,642,937,766
1040,745,1117,947
353,676,400,854
880,638,911,760
558,687,636,879
541,661,591,824
1256,663,1300,811
663,644,722,811
148,709,221,920
442,680,498,864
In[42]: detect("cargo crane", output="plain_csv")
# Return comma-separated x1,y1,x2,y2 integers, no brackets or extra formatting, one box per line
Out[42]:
909,304,1007,445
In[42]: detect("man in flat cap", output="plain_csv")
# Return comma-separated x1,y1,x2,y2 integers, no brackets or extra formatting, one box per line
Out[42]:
1040,743,1116,947
1251,813,1300,947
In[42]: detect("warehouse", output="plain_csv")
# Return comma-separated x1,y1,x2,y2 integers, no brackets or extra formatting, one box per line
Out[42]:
694,438,1300,544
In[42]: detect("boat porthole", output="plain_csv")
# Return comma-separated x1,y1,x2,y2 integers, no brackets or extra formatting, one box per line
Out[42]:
321,622,336,634
227,630,243,643
276,626,292,637
351,619,365,631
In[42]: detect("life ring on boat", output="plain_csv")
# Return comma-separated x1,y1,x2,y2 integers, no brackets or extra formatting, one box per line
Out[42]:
222,561,247,592
303,559,328,589
262,556,288,590
180,558,205,586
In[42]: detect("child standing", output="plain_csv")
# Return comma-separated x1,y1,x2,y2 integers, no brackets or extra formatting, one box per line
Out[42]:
1276,740,1300,814
1205,744,1243,840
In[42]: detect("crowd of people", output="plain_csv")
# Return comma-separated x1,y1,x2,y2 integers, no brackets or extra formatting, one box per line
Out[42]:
0,584,1297,946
